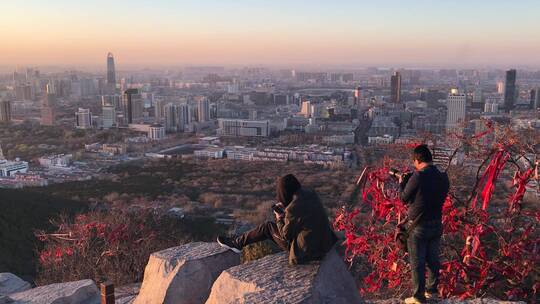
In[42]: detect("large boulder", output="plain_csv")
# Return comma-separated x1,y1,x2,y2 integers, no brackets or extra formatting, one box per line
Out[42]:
134,242,240,304
8,279,99,304
206,248,363,304
0,273,31,295
367,299,525,304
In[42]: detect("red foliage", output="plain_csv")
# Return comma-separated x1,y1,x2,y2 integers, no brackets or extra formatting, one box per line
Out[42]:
334,138,539,301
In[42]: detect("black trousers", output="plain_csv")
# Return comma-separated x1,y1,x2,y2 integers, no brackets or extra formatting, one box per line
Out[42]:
236,221,289,251
407,222,442,299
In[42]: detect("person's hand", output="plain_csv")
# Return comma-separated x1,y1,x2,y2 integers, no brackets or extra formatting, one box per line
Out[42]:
274,202,285,221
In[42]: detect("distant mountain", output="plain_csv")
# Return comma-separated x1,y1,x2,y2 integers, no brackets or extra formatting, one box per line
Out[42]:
0,188,87,280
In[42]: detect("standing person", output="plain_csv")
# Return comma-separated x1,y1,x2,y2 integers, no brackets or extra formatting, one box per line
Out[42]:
217,174,337,265
399,145,450,304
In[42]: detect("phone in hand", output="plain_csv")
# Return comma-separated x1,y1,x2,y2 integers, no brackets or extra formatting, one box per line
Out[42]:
272,203,285,214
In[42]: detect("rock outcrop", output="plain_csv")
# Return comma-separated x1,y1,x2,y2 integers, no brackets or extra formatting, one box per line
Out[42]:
206,248,363,304
367,299,525,304
134,242,240,304
8,279,99,304
0,273,31,295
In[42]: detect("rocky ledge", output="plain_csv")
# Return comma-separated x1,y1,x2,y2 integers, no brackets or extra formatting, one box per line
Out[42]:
1,278,99,304
1,242,528,304
134,242,240,304
206,248,362,304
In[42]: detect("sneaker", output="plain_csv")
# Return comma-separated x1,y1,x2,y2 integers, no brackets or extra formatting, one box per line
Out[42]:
217,236,242,253
424,292,439,300
404,297,426,304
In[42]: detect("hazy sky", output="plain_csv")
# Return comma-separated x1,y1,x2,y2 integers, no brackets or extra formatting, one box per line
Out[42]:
1,0,539,67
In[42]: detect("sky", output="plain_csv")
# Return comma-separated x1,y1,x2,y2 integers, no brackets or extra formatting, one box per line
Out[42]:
1,0,539,68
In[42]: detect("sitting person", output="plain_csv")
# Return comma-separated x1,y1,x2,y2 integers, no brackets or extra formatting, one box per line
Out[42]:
217,174,337,265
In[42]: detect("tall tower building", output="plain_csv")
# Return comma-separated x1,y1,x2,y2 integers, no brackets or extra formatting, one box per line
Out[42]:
75,108,93,129
0,100,11,123
390,72,402,103
102,105,116,128
446,89,466,130
107,53,116,91
300,100,312,117
534,88,540,110
354,86,362,105
179,103,190,131
197,98,210,122
163,103,179,132
154,97,165,122
504,69,517,112
122,89,142,124
41,82,56,126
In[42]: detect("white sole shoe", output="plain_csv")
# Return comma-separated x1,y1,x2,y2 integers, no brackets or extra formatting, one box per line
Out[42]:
217,237,241,253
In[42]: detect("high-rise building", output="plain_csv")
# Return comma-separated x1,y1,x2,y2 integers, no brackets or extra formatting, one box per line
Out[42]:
354,86,362,104
154,97,165,122
75,108,93,129
179,103,190,131
496,81,505,94
102,105,116,128
504,69,517,112
41,82,56,126
217,119,269,137
164,103,179,132
148,124,165,140
472,87,483,107
106,52,116,93
197,98,210,122
530,89,536,109
446,89,466,129
0,100,11,123
535,88,540,110
390,72,402,103
122,89,143,124
300,100,312,117
164,103,190,132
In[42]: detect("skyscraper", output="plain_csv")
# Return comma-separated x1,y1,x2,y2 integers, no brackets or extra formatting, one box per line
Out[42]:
179,103,190,131
504,69,517,112
102,105,116,128
41,82,56,126
197,98,210,122
107,52,116,90
163,103,179,132
533,88,540,109
0,100,11,123
300,100,312,117
446,89,466,130
75,108,93,129
390,72,401,103
122,89,143,124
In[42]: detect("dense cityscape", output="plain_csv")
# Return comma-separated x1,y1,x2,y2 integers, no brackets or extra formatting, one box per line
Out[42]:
0,55,538,188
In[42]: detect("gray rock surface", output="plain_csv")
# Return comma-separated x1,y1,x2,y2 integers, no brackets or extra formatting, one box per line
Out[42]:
116,283,141,304
367,300,525,304
9,279,99,304
0,273,31,295
134,242,240,304
0,295,13,304
205,248,363,304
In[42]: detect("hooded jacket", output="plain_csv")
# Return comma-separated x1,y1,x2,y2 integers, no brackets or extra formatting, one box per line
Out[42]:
275,174,337,265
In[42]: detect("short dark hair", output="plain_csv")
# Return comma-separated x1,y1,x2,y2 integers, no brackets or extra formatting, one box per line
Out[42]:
413,144,432,163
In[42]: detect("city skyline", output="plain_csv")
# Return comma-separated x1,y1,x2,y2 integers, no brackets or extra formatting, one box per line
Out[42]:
1,0,540,68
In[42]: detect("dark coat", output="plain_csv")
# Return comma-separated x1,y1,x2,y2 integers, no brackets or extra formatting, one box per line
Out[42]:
400,165,450,222
277,187,337,265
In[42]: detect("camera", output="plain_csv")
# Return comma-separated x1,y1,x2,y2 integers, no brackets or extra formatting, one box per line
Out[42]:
389,168,412,184
388,168,403,179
